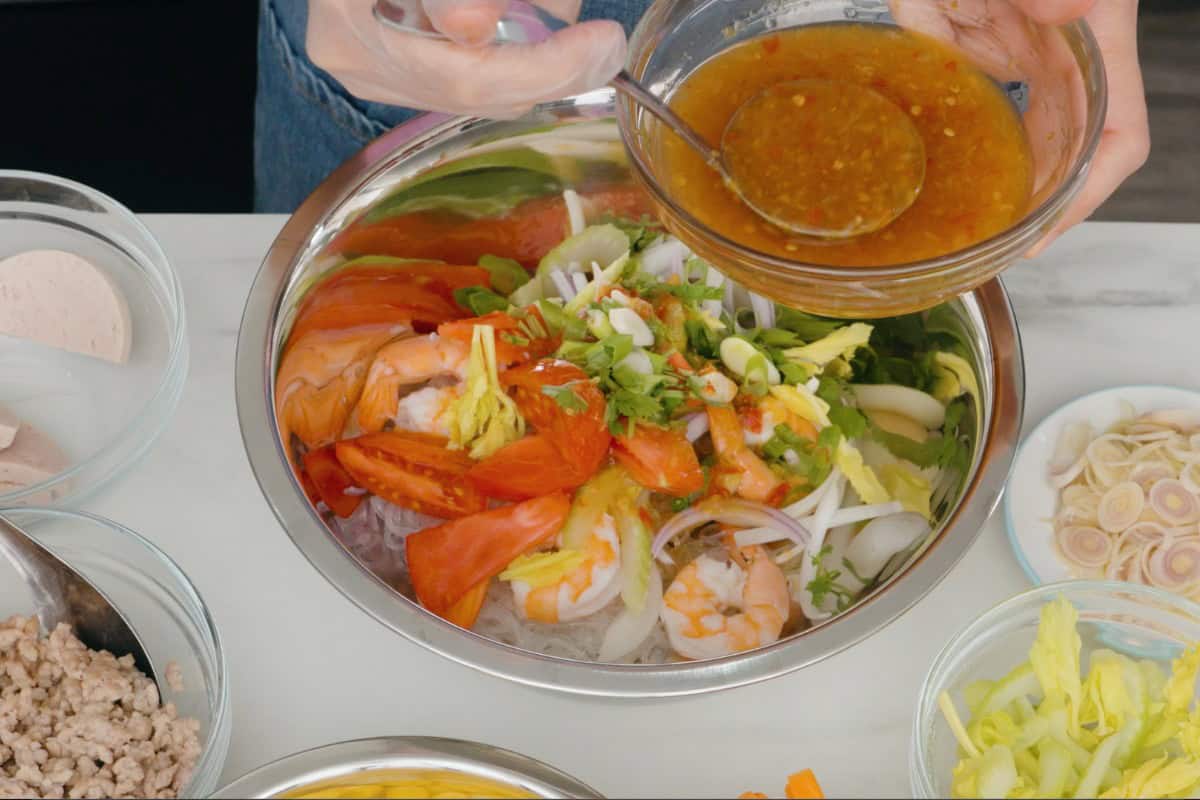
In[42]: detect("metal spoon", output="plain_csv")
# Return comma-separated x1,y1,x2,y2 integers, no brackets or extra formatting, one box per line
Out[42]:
372,0,926,239
0,514,159,685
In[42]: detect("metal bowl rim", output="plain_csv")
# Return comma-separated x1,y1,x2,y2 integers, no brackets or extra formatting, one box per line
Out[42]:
235,93,1026,697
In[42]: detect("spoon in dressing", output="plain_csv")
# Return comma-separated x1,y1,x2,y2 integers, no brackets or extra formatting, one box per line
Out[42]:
374,0,927,238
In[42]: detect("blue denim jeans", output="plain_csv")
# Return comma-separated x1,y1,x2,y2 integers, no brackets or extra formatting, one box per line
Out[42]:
254,0,650,213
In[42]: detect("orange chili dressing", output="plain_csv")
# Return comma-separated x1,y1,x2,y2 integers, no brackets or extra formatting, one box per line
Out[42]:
660,24,1033,267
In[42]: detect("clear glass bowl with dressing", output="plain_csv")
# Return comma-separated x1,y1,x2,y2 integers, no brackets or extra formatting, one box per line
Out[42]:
617,0,1107,318
0,171,188,506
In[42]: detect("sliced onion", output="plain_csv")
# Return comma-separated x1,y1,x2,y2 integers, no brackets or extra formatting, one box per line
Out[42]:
733,526,791,548
843,512,932,585
684,412,709,443
562,189,585,236
782,473,839,518
1149,478,1200,525
778,473,845,567
1097,481,1144,533
651,497,810,559
850,384,945,429
1055,526,1112,568
639,237,689,277
1147,540,1200,590
749,292,776,330
1051,422,1094,475
549,269,576,301
597,567,663,663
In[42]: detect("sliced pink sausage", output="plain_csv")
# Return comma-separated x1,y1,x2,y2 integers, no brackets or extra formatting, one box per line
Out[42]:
0,249,131,364
0,404,18,450
0,422,69,500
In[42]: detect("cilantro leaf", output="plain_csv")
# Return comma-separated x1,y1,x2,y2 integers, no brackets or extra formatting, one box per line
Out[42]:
453,285,510,316
541,383,588,414
828,405,867,440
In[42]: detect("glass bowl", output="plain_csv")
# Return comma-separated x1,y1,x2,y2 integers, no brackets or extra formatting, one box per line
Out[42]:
911,581,1200,798
0,171,188,506
617,0,1108,318
0,507,230,798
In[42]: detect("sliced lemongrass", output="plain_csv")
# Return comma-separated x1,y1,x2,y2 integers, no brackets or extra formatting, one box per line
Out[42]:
1149,478,1200,526
1097,481,1145,533
1117,521,1169,548
1062,484,1100,507
1143,409,1200,433
1051,456,1087,490
1147,539,1200,590
1051,421,1094,475
1180,462,1200,495
1055,526,1112,568
1130,462,1175,491
1167,440,1200,464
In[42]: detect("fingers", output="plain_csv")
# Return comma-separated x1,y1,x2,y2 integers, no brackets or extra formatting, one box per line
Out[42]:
423,0,510,47
1026,0,1147,256
1012,0,1097,25
529,0,582,23
389,19,627,116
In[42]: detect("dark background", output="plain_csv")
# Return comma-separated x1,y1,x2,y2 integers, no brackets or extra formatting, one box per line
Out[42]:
1,0,1196,219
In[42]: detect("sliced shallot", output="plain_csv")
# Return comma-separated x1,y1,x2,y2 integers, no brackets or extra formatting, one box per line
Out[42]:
1097,481,1145,533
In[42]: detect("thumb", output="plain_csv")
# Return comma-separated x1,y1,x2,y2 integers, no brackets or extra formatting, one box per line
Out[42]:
423,0,510,47
1011,0,1096,25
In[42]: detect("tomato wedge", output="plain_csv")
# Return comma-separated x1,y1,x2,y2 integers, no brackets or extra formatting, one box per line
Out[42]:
443,579,490,630
335,431,485,519
407,492,572,617
502,360,610,480
612,424,705,497
290,277,464,342
329,186,654,268
466,434,581,502
302,444,364,518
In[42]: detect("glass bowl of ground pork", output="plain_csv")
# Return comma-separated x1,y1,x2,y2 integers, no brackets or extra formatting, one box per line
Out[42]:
0,508,229,799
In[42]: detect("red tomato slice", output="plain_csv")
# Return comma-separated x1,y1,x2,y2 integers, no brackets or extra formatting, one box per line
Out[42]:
466,434,584,502
502,360,610,482
302,444,364,518
406,492,572,616
612,424,705,497
334,431,485,519
328,186,654,268
443,579,490,630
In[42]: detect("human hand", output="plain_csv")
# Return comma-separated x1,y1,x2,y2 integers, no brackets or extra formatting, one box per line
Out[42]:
306,0,627,119
1020,0,1148,255
891,0,1148,255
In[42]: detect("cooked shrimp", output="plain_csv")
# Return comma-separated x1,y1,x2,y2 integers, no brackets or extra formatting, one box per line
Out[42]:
511,513,622,623
392,385,462,437
354,333,471,433
707,406,783,503
661,546,789,660
275,323,408,461
741,396,818,448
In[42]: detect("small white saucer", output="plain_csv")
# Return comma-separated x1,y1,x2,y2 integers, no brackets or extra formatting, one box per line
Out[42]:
1004,385,1200,586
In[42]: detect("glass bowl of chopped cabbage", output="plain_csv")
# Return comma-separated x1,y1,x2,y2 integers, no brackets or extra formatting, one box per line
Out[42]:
912,581,1200,799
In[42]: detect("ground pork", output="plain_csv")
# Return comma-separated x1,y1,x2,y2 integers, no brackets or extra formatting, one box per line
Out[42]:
0,615,202,799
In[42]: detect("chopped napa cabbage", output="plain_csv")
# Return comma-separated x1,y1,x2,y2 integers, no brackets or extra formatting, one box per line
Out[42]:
614,499,652,613
1098,755,1200,799
1029,596,1084,736
878,461,933,519
769,384,832,428
976,746,1020,799
446,324,525,459
1179,710,1200,759
965,680,997,716
782,323,873,378
834,441,890,505
499,549,586,588
1037,739,1074,799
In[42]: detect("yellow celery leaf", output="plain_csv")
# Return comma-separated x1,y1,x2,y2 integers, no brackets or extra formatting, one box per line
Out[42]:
1081,650,1137,736
782,323,873,376
499,550,586,588
835,441,890,505
1029,596,1084,736
1165,644,1200,718
768,384,832,427
447,324,525,459
1099,756,1200,799
878,461,933,519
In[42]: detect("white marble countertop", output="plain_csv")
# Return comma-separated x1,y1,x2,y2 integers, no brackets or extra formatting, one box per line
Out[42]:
78,217,1200,798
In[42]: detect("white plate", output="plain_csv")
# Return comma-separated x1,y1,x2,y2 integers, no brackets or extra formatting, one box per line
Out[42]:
1004,385,1200,586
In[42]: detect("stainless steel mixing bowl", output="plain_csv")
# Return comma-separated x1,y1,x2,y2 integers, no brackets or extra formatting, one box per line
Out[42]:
210,737,602,798
235,89,1024,697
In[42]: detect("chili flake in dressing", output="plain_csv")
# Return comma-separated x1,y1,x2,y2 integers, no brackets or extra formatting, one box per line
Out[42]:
660,23,1034,267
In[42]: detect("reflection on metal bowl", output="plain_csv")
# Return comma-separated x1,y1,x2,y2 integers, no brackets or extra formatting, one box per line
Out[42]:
210,737,602,799
235,89,1024,696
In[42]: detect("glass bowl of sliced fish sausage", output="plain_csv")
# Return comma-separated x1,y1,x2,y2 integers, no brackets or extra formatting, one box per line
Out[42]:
0,171,188,506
